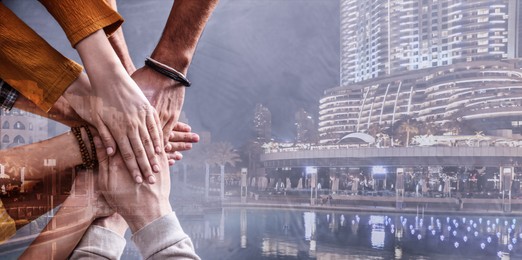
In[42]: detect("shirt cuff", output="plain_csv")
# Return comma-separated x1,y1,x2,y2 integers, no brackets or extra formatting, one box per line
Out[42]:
70,225,126,260
0,80,18,111
131,212,199,259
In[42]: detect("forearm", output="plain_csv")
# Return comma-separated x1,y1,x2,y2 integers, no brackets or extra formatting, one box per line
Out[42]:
0,133,83,175
151,0,219,73
19,184,99,260
105,0,136,74
13,95,85,127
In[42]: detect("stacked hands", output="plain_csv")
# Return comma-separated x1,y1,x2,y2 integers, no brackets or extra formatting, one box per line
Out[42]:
84,120,197,234
55,59,198,232
1,0,219,258
62,30,186,185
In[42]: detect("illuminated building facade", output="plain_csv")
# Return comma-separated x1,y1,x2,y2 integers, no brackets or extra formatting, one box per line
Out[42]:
327,0,522,144
341,0,519,85
253,103,272,143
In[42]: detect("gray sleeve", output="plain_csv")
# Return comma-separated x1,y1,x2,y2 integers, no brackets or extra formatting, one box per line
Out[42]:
131,212,200,260
69,225,126,260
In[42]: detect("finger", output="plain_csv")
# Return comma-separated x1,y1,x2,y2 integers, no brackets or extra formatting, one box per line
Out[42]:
167,142,192,152
166,151,183,161
169,131,200,143
93,136,109,191
140,120,160,174
129,130,157,184
145,108,163,154
118,136,144,184
95,118,116,156
168,159,176,166
172,122,191,132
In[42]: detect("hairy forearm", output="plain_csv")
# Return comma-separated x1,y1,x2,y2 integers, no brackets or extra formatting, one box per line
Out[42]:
151,0,219,73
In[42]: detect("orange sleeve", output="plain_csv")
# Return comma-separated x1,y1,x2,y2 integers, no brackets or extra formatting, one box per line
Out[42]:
0,200,16,245
0,3,83,112
38,0,123,47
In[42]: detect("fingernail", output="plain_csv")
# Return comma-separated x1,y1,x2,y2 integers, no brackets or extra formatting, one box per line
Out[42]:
153,164,160,172
156,146,162,154
169,160,175,165
148,175,156,184
107,147,114,155
165,143,171,152
135,176,143,183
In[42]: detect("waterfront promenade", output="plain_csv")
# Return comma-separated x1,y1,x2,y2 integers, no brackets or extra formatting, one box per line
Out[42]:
180,183,522,217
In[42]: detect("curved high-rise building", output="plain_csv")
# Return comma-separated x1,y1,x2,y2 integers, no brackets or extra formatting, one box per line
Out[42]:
328,0,522,144
320,60,522,144
341,0,519,85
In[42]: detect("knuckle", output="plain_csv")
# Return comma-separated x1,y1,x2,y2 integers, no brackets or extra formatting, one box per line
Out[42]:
134,148,146,157
102,136,113,144
142,138,152,146
147,123,157,132
121,152,135,161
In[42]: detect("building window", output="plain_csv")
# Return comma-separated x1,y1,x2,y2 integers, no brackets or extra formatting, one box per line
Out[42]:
14,121,25,130
2,121,9,129
13,135,25,144
2,135,9,143
29,123,33,131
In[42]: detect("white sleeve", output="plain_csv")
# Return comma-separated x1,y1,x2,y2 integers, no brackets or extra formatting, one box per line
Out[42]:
69,225,126,260
131,212,200,260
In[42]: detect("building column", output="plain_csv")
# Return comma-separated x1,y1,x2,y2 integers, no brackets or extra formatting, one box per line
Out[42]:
395,168,404,209
501,166,514,212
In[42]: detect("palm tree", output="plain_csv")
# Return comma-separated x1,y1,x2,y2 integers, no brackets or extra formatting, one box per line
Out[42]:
398,120,419,147
210,142,241,200
367,123,383,137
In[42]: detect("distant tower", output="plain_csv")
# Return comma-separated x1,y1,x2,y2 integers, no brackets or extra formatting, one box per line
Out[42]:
295,108,318,144
0,109,48,149
253,104,271,143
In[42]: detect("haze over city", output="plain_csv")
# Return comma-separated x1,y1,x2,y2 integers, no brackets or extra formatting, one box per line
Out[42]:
4,0,341,145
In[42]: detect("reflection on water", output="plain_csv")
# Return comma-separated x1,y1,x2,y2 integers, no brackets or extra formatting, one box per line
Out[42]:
119,208,521,259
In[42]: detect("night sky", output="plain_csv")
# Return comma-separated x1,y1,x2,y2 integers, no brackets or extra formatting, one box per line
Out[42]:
5,0,340,146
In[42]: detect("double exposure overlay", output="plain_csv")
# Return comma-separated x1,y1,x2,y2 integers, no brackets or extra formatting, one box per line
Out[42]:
1,0,522,259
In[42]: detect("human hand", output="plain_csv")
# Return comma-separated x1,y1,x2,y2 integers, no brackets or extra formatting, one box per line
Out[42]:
165,122,200,165
131,66,185,146
69,30,163,185
94,136,172,233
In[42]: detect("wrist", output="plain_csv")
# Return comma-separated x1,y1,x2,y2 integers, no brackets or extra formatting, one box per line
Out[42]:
77,30,127,77
124,200,172,233
150,48,190,75
93,214,128,237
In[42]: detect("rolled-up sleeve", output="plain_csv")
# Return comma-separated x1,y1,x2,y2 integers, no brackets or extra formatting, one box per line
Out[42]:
0,3,83,112
38,0,123,47
0,200,16,245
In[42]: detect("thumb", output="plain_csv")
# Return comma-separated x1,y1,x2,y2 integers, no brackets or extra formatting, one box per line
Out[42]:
93,136,109,192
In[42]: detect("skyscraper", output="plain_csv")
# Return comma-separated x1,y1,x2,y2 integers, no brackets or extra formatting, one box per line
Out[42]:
323,0,522,144
340,0,518,85
295,108,318,144
253,104,272,143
